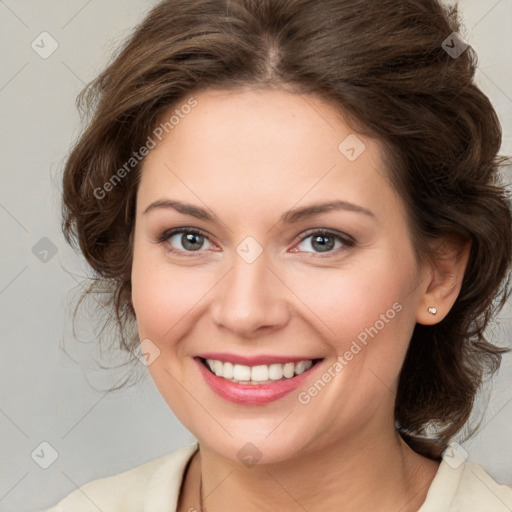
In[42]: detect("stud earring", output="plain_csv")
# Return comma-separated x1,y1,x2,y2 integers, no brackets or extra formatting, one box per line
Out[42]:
428,307,437,315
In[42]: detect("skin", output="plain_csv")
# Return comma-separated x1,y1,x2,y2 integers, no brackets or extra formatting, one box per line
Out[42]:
131,86,470,512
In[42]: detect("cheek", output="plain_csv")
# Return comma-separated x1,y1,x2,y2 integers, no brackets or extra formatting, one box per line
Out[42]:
289,252,417,375
130,242,215,342
295,264,410,333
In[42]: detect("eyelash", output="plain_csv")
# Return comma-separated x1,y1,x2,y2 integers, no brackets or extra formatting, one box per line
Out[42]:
156,227,356,258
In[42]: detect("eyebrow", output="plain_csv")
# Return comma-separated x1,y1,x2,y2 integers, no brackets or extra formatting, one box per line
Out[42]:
142,199,375,223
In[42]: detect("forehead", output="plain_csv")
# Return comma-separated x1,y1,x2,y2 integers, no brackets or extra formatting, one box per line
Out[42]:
137,87,400,222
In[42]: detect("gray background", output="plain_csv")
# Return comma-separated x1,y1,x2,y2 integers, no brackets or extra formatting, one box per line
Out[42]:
0,1,511,511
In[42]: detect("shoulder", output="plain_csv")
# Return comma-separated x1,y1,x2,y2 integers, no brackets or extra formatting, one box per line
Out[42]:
420,459,512,512
46,443,198,512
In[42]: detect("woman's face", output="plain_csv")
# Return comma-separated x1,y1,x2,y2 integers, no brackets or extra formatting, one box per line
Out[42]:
131,87,428,463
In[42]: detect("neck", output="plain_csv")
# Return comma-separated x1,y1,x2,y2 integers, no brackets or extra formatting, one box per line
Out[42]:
180,421,439,512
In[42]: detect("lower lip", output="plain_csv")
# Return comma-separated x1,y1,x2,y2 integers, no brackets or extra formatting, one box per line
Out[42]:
195,358,321,405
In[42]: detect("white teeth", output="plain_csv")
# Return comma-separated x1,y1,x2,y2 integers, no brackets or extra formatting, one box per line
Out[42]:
283,362,295,378
294,360,312,375
268,364,283,380
223,361,234,379
233,364,251,381
213,360,223,376
204,358,316,383
251,365,268,381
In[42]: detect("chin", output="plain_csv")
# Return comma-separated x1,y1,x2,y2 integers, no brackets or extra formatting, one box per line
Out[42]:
197,433,310,466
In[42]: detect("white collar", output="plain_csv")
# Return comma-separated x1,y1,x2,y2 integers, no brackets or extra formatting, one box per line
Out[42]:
142,443,512,512
144,443,199,512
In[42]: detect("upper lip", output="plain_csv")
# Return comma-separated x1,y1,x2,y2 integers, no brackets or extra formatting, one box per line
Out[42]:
196,352,322,366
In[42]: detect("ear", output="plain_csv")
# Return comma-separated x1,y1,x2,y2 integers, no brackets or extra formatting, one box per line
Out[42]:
416,235,471,325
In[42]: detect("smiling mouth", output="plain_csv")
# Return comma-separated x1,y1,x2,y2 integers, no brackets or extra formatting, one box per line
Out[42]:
197,357,323,385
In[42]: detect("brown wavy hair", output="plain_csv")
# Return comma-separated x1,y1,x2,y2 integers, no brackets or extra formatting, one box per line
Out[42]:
62,0,512,459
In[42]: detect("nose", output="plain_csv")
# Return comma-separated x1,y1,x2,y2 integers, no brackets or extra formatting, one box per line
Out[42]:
210,251,291,339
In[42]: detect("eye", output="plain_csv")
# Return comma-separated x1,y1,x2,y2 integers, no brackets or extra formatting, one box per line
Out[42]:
293,229,355,255
157,227,215,255
156,227,355,257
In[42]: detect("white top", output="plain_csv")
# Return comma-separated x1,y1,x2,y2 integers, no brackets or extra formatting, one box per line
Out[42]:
47,443,512,511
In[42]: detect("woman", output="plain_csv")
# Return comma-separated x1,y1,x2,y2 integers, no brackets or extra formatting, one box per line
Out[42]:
49,0,512,510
